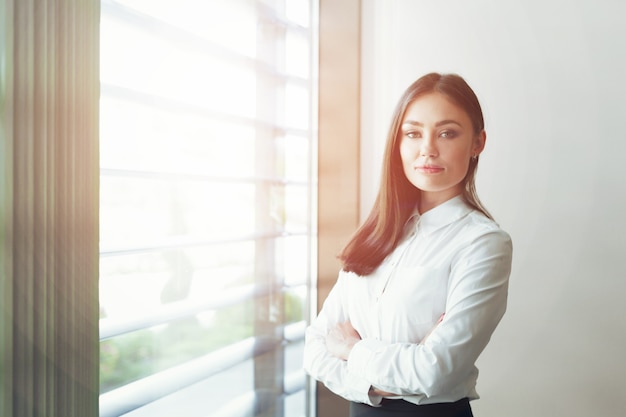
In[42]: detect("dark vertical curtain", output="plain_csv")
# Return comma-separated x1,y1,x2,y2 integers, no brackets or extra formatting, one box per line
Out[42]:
1,0,100,416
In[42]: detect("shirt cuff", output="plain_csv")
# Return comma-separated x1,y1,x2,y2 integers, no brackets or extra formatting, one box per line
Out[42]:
346,338,387,405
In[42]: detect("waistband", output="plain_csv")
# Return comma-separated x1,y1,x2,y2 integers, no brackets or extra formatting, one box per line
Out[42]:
350,397,472,417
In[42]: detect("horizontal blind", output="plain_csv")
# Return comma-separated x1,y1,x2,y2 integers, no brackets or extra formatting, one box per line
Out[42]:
99,0,316,416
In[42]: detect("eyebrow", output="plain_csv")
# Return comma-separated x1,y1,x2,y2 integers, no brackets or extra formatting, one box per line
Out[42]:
401,119,463,128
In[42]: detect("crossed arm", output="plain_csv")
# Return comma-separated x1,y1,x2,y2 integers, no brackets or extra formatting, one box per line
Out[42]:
304,230,513,403
326,315,445,396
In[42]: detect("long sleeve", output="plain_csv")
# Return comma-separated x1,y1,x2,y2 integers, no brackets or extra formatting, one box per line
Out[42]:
303,273,381,405
346,229,512,400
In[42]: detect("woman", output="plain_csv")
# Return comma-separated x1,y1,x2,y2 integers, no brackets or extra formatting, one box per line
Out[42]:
303,73,512,417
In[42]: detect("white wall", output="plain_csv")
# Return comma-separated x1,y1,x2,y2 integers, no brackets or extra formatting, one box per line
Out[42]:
361,1,626,416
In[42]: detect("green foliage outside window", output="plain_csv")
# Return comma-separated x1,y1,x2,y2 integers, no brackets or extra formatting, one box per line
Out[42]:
100,292,303,393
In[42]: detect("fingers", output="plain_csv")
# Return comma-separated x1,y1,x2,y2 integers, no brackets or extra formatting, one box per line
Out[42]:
370,387,398,397
326,320,362,360
338,320,361,339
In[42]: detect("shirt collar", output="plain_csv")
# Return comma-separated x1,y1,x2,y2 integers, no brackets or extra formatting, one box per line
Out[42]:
405,195,473,235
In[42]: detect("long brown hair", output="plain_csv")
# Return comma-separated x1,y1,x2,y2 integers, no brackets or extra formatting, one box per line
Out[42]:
338,73,492,276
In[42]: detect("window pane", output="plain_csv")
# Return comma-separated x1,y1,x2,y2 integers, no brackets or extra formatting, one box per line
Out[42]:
276,236,309,288
285,0,311,28
284,82,310,130
285,340,306,413
100,96,257,177
101,15,257,118
100,177,259,246
278,134,310,181
286,30,310,78
112,0,258,57
100,243,256,318
100,243,256,392
120,361,255,417
99,0,316,415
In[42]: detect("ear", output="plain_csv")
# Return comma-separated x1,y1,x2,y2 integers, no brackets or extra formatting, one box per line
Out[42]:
473,130,486,156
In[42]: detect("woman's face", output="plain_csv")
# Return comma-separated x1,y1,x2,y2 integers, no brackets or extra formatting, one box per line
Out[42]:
399,92,485,211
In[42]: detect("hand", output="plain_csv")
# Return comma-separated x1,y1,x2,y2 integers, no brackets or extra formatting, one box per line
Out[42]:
326,320,361,361
370,387,398,397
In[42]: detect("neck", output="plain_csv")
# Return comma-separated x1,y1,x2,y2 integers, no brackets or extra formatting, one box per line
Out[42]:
418,190,462,214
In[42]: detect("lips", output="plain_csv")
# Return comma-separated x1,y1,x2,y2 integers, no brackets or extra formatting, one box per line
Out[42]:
415,164,444,174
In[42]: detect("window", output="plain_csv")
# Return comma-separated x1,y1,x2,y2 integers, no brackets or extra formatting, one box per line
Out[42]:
98,1,317,416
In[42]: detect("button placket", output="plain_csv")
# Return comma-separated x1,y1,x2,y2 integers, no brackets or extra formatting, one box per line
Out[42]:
374,220,420,339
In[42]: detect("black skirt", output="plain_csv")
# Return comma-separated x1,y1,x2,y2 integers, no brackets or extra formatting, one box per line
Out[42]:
350,397,473,417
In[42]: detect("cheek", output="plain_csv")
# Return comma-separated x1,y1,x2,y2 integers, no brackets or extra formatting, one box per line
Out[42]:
399,139,415,164
446,143,471,164
450,151,471,175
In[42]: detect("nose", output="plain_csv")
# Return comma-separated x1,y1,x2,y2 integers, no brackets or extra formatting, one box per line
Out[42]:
419,135,438,158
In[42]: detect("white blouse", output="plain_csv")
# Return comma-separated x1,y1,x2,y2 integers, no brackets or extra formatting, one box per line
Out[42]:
303,195,513,406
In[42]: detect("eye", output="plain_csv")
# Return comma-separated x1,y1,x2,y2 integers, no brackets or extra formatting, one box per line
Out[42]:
404,130,421,139
439,130,457,139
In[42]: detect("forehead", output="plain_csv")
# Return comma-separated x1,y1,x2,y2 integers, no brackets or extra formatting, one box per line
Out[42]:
402,92,471,125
